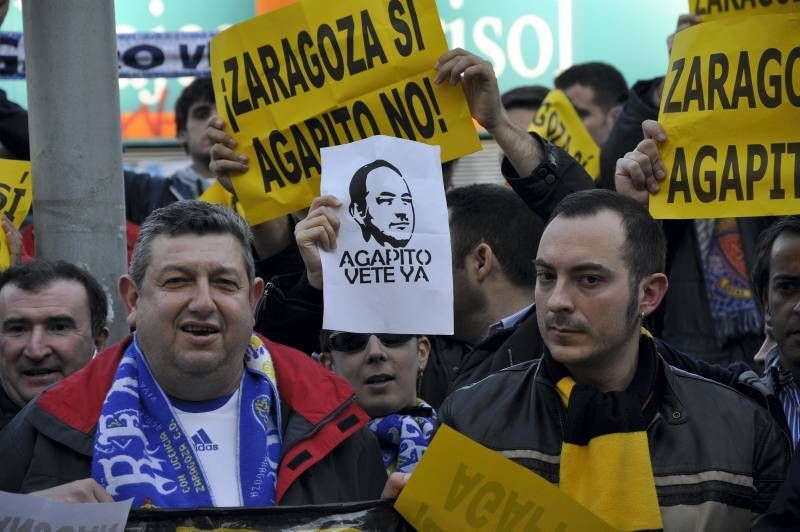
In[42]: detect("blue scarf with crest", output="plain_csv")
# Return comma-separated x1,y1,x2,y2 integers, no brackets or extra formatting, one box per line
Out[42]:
92,334,282,509
367,400,436,474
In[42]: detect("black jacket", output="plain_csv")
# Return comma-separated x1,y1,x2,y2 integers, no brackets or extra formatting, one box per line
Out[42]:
0,385,20,432
420,307,543,409
439,336,792,531
756,442,800,531
0,335,386,505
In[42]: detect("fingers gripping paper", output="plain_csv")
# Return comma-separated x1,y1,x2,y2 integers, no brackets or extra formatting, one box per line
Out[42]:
652,15,800,219
320,136,453,335
210,0,480,225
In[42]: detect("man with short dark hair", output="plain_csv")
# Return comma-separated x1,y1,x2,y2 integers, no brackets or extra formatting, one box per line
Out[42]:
438,189,790,530
500,85,550,130
0,260,109,430
554,62,627,146
422,184,544,405
125,78,219,225
0,201,385,507
348,159,414,248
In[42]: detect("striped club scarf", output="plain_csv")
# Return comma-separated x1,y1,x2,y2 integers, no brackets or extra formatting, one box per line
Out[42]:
543,336,663,531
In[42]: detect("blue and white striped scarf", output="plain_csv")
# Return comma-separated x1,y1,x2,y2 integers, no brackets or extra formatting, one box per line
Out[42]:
92,334,282,509
367,400,436,474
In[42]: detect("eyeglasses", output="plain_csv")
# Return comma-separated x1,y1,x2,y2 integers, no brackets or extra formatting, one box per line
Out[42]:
326,332,414,353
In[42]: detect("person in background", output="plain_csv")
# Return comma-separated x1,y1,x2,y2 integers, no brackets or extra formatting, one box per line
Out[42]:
554,62,627,147
500,85,549,130
0,260,108,430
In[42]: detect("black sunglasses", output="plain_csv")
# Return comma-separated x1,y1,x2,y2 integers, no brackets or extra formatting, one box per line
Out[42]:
326,332,414,353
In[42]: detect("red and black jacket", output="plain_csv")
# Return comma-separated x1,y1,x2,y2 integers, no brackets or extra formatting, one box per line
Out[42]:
0,335,386,504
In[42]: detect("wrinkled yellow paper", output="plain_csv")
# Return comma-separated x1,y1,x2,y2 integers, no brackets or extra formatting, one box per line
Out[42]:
529,90,600,179
395,425,619,531
0,159,32,269
652,15,800,219
210,0,480,224
199,181,246,218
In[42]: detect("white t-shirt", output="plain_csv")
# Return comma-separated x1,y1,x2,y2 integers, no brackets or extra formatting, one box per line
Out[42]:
172,389,241,507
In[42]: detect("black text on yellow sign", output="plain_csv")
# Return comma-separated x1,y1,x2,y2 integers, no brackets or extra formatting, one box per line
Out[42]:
211,0,480,225
248,75,451,194
529,90,600,179
218,2,427,133
693,0,800,20
652,15,800,219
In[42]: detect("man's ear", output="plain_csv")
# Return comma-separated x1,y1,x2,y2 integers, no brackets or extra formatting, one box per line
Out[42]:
319,351,334,371
118,275,140,328
417,336,431,372
639,273,668,318
250,277,265,314
471,243,495,283
607,104,623,127
177,128,188,149
94,327,110,351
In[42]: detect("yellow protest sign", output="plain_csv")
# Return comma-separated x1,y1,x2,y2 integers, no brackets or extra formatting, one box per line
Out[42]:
210,0,481,225
395,425,619,531
199,181,246,218
0,159,32,269
651,15,800,219
529,90,600,179
693,0,800,20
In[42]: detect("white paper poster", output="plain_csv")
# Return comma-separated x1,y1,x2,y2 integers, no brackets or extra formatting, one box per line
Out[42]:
320,136,453,335
0,491,131,531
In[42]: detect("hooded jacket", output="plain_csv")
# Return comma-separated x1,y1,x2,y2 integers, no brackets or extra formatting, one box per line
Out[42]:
0,335,387,505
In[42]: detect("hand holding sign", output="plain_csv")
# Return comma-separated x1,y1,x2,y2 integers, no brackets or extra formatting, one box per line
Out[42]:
434,48,505,131
295,195,343,290
1,216,22,268
30,478,115,503
651,15,800,219
207,116,249,194
615,120,668,206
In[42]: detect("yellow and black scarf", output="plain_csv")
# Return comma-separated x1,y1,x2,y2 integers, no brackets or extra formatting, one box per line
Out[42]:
542,337,664,531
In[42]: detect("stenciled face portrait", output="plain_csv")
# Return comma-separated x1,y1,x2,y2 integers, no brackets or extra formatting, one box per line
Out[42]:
121,233,263,398
349,161,415,248
767,232,800,369
0,280,99,407
322,332,429,417
534,210,641,370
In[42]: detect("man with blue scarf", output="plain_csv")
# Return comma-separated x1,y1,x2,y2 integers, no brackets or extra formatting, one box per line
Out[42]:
0,201,386,507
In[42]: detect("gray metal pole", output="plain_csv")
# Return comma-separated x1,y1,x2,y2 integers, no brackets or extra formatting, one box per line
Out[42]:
22,0,129,342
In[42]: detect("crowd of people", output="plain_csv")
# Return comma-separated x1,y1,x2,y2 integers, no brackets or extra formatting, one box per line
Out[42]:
0,7,797,532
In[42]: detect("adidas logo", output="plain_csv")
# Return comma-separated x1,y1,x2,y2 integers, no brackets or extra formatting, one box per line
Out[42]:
191,429,219,452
